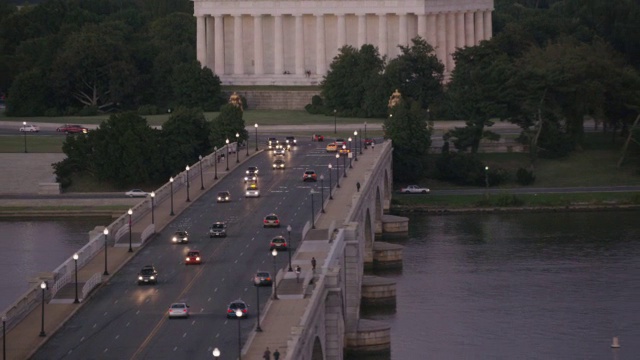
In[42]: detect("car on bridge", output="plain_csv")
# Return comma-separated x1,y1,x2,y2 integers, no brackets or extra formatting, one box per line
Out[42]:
217,191,231,202
137,265,158,285
399,185,430,194
125,189,147,197
325,143,337,152
263,214,281,228
171,230,189,244
267,138,278,149
209,222,227,238
339,146,350,155
185,250,202,265
303,170,317,182
226,299,248,318
245,182,260,197
335,138,346,147
312,134,324,142
273,147,286,156
168,302,190,318
285,136,297,146
364,138,375,146
269,235,288,251
273,159,286,169
253,271,272,286
56,124,88,134
19,124,40,132
244,166,259,182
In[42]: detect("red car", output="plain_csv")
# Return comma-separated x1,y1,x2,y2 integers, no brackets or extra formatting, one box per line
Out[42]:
312,134,324,142
185,250,202,265
56,124,89,134
364,138,375,146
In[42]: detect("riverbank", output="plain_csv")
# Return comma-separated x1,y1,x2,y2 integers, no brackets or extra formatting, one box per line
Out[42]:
391,203,640,214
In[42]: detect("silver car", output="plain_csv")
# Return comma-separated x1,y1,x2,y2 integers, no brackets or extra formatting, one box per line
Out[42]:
168,302,190,318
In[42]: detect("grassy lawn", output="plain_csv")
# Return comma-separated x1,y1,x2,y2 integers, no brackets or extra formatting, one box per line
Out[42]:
0,135,65,153
0,109,381,127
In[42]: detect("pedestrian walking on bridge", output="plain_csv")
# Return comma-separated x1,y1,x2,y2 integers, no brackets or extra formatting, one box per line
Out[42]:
263,347,271,360
273,348,281,360
356,181,361,192
311,257,317,272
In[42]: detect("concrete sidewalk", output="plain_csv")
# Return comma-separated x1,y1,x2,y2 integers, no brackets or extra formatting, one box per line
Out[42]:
1,148,257,360
243,143,382,359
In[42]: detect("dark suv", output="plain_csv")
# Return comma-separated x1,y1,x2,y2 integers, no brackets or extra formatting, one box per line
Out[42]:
217,191,231,203
285,136,297,146
226,299,248,318
209,222,227,237
137,265,158,285
171,230,189,244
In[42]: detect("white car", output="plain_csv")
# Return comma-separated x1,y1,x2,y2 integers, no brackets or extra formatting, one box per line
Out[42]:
168,302,190,318
273,148,286,156
245,184,260,198
125,189,147,197
19,125,40,132
399,185,430,194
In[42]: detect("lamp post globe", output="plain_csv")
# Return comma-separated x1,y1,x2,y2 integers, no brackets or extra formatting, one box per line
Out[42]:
103,228,109,275
213,348,220,358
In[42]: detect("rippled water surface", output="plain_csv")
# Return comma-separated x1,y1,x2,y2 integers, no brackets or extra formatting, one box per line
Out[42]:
0,218,108,311
370,211,640,360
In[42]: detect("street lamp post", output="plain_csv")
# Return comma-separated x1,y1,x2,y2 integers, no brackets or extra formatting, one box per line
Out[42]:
199,155,204,190
359,128,363,154
254,123,259,151
103,228,109,275
150,191,155,225
236,133,240,163
354,131,359,160
253,279,263,331
3,314,6,360
271,249,278,300
235,309,243,360
73,253,79,303
22,121,27,153
169,177,175,216
225,139,230,171
364,122,368,149
127,208,133,252
342,146,348,176
348,138,353,168
212,348,220,359
39,281,46,337
185,165,191,202
333,109,337,134
282,224,291,267
335,154,340,187
320,175,325,213
213,147,218,180
484,166,490,197
328,164,333,199
310,189,316,229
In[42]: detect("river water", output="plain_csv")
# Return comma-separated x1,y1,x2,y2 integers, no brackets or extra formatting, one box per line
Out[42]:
372,210,640,360
2,212,639,359
0,218,109,312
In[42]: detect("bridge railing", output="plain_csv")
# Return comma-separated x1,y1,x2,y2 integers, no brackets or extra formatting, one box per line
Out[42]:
82,273,102,300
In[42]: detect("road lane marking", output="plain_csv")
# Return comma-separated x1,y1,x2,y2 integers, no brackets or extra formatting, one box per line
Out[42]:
114,300,118,304
80,336,85,342
200,308,203,313
104,348,108,353
93,323,97,328
173,346,178,351
126,322,130,327
208,297,211,302
136,310,140,315
216,333,220,338
183,332,187,338
103,312,108,316
115,335,120,340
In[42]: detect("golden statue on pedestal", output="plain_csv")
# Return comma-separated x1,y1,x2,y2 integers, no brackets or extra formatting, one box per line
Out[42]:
388,89,401,108
229,92,243,111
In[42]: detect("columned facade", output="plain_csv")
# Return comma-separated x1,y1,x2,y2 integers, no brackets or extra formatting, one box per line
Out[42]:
194,0,494,85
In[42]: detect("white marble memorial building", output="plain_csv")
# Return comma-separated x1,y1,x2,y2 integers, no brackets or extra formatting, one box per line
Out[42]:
193,0,494,85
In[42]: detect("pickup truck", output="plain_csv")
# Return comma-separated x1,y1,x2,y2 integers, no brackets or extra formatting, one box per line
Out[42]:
399,185,430,194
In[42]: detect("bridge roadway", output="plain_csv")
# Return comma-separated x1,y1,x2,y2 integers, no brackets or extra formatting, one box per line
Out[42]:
4,138,364,360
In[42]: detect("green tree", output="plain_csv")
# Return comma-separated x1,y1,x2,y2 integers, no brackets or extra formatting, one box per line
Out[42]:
384,98,432,182
384,37,444,110
170,61,222,111
6,68,53,115
161,107,211,176
209,104,247,149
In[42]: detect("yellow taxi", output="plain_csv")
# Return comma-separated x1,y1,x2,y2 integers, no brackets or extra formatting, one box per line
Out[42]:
325,143,337,152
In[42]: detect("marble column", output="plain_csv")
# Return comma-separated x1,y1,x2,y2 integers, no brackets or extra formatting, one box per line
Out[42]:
464,12,474,47
474,11,484,45
417,14,427,40
274,15,284,75
233,15,244,74
295,15,304,75
436,13,446,67
446,12,456,72
253,15,264,75
426,13,437,48
399,13,408,46
357,14,366,48
456,12,465,48
337,14,346,50
484,10,493,40
196,16,206,67
316,14,326,75
206,16,215,70
378,13,387,56
214,15,225,75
